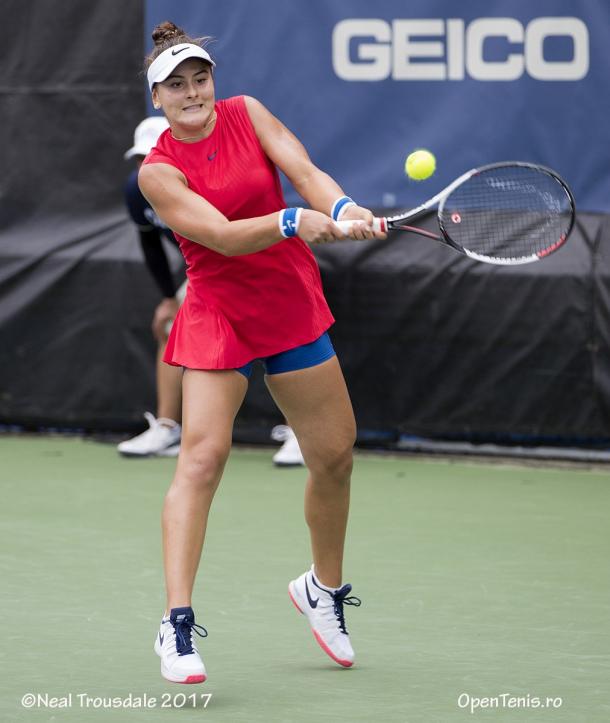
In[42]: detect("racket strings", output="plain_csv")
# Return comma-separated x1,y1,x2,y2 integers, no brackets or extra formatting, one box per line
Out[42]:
439,166,573,262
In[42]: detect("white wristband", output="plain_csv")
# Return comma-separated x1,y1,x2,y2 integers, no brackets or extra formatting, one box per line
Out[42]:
331,196,356,221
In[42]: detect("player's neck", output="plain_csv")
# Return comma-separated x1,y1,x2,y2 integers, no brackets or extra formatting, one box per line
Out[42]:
171,111,217,143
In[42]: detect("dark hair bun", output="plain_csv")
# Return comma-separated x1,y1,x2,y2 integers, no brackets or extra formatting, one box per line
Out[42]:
152,21,187,47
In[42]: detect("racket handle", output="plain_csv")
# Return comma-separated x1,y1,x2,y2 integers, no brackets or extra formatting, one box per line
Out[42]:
335,217,387,235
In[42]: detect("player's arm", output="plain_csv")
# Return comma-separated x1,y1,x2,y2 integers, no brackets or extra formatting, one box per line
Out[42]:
244,96,385,239
138,163,343,255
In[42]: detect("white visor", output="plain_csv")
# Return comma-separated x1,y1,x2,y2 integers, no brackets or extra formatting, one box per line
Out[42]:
147,43,215,91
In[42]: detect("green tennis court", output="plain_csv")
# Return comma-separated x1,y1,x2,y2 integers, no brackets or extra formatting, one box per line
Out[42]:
1,436,609,722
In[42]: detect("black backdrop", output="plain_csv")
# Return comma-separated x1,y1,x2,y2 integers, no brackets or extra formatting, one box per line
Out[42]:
2,1,610,443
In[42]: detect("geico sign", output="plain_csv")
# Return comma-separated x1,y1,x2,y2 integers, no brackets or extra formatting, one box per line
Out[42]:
332,18,589,81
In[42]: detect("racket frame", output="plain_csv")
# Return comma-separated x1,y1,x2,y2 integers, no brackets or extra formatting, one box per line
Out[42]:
383,161,576,265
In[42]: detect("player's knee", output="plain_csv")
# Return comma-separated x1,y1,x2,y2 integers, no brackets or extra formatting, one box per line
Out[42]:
310,437,354,481
177,438,231,491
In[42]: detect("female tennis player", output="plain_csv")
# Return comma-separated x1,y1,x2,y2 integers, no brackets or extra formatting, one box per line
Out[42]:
140,21,385,684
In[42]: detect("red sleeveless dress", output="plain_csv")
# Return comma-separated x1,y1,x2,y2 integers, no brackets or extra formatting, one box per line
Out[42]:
142,96,334,369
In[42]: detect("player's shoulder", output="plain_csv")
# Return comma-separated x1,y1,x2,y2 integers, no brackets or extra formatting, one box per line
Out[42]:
242,95,264,113
219,94,264,116
238,96,274,131
138,161,183,199
138,159,178,181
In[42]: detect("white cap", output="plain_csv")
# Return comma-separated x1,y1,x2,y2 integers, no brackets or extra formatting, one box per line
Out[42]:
147,43,215,91
124,116,170,159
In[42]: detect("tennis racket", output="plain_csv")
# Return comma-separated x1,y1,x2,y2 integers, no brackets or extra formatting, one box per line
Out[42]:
337,162,575,265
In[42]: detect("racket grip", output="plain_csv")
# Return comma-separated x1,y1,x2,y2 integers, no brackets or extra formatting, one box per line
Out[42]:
335,217,387,235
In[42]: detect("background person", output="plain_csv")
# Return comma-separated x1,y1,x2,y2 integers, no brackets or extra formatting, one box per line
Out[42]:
117,116,185,457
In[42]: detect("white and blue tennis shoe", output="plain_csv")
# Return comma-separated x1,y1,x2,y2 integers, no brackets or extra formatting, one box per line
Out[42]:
288,566,361,667
154,606,207,684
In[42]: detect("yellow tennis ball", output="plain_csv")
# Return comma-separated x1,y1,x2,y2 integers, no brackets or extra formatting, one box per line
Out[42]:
405,149,436,181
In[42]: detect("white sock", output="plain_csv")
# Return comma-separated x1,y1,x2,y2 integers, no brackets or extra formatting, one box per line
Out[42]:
310,565,340,593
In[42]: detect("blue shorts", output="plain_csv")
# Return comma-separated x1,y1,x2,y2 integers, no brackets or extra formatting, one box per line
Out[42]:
236,332,335,379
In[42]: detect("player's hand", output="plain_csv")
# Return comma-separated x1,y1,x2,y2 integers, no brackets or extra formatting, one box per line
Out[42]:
152,297,180,341
337,205,387,240
297,209,345,244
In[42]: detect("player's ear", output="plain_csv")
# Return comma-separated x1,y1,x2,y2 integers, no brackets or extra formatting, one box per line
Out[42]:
152,87,161,110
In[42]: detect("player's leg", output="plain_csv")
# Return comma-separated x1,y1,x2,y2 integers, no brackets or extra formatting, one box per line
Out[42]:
265,355,360,667
266,355,355,584
163,368,247,609
155,368,248,684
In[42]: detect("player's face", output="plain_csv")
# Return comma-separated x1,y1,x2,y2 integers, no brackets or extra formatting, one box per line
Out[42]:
153,59,215,133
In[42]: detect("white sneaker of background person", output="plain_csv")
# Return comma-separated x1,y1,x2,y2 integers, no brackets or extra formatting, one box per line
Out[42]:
117,411,181,457
288,565,361,667
154,606,207,684
271,425,305,466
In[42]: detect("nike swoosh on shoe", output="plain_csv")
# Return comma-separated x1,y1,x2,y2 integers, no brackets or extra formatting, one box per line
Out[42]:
305,579,319,608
